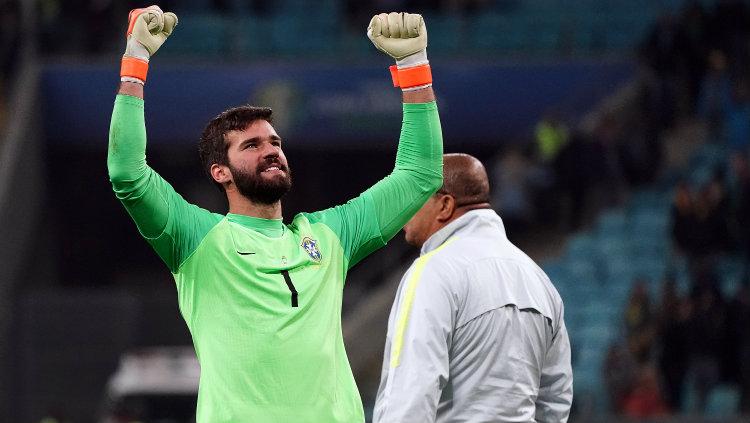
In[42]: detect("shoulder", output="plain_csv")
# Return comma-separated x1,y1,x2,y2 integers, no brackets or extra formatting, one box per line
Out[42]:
424,235,483,271
289,212,341,243
414,240,468,291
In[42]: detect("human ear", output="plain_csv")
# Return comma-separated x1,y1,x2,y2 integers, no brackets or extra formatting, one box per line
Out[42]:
210,164,232,186
436,195,456,222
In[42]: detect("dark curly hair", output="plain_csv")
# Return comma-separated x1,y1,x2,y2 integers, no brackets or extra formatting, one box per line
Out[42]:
198,106,273,191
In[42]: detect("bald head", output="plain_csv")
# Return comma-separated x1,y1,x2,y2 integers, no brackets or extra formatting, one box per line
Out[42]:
403,153,492,247
439,153,491,207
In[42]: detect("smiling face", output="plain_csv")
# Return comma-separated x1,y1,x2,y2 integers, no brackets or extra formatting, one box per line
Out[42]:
219,120,292,204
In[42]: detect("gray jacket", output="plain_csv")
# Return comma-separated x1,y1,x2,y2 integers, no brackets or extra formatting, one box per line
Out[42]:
374,209,573,423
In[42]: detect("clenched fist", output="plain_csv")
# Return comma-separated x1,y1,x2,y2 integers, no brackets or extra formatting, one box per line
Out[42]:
121,5,177,84
368,13,427,67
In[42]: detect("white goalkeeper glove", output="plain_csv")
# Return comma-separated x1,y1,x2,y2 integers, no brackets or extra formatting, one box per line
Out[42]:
120,5,178,85
367,12,431,91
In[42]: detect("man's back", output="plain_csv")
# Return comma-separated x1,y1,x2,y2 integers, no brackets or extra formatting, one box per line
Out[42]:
435,211,569,422
376,210,572,423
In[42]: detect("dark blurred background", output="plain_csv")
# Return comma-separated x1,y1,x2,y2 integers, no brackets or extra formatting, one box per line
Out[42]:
2,0,750,422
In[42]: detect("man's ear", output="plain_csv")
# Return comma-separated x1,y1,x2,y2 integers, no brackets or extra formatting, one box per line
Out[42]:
436,194,456,222
210,164,232,188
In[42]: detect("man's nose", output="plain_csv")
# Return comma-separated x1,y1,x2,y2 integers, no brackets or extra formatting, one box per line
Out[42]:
260,142,279,158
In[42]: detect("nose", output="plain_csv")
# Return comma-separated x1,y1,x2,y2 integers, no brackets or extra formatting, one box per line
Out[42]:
260,142,280,159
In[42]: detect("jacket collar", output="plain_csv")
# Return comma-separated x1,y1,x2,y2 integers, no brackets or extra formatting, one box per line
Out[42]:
421,209,506,255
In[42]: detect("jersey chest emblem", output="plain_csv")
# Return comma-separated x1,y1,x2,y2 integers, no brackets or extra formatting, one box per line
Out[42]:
301,237,322,261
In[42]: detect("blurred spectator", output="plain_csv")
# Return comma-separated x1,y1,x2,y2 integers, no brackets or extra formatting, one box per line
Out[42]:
689,271,726,412
697,171,732,254
679,1,710,113
491,145,534,232
526,114,580,230
640,13,688,129
706,0,750,70
534,113,569,165
603,342,637,413
671,174,731,263
656,277,691,411
697,50,732,138
723,78,750,151
624,280,655,364
671,181,697,256
617,119,661,188
552,131,599,229
621,364,670,418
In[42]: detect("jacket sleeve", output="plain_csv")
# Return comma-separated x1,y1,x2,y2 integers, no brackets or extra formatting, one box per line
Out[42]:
535,317,574,422
374,254,455,423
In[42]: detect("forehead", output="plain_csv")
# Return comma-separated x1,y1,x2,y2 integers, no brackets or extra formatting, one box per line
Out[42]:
225,120,279,146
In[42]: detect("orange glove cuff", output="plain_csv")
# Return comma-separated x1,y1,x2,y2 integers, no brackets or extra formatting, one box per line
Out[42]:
389,64,432,89
120,56,149,83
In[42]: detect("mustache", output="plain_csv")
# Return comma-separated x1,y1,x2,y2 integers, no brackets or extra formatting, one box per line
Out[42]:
257,157,288,173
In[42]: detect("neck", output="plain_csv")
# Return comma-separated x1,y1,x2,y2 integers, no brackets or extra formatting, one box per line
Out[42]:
455,203,492,215
227,191,282,219
429,204,492,240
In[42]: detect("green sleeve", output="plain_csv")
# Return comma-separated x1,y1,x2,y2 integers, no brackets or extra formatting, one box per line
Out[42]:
307,101,443,268
108,94,221,272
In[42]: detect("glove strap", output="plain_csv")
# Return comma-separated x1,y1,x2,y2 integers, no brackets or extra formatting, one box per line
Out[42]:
121,56,149,84
126,8,147,36
389,64,432,90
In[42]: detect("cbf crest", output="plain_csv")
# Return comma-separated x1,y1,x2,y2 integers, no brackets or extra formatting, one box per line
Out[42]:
301,237,322,261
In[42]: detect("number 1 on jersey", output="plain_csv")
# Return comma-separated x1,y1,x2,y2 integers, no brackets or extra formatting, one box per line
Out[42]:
280,270,299,307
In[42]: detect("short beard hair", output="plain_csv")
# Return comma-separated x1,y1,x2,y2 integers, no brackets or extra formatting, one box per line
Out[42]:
229,160,292,205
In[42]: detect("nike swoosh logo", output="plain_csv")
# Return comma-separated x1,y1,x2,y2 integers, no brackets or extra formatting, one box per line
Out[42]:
237,252,256,255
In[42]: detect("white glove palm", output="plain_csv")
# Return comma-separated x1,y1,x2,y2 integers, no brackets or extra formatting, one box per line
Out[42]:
367,13,428,68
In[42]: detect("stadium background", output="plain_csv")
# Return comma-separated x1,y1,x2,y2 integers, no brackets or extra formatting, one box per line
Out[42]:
1,0,750,422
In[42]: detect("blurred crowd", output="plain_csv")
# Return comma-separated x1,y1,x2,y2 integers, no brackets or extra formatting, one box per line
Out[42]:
596,0,750,418
35,0,498,55
492,106,661,234
605,272,750,417
640,0,750,136
672,154,750,264
493,0,750,237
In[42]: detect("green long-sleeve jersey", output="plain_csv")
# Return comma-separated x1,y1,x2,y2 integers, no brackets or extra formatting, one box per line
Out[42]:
107,94,443,423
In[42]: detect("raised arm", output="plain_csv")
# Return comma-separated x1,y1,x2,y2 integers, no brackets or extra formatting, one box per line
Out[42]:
108,6,219,271
307,13,443,268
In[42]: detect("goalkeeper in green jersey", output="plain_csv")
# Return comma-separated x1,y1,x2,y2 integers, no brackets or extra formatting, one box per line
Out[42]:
108,6,442,423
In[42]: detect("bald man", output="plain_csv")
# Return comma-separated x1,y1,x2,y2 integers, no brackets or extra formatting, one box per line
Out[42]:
374,153,573,423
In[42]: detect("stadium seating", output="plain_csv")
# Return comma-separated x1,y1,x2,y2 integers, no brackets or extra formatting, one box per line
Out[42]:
705,384,741,417
143,0,702,59
542,133,750,414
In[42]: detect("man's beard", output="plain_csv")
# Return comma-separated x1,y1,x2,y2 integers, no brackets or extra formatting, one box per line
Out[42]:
230,159,292,205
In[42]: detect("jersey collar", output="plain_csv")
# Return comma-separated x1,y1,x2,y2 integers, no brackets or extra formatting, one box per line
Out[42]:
227,213,285,238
